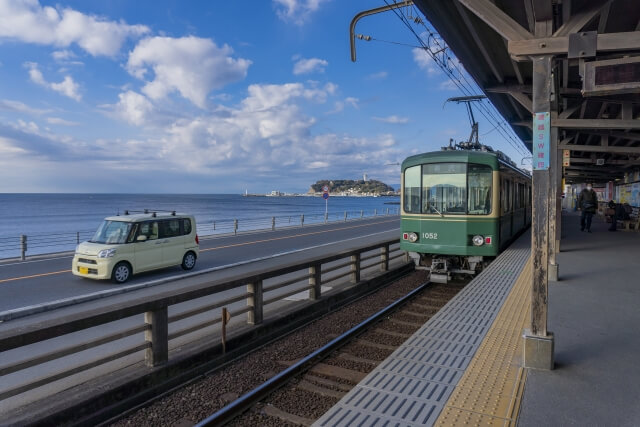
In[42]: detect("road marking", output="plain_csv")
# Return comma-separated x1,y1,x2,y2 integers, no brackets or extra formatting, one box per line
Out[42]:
0,218,398,285
200,218,398,252
0,269,71,284
0,228,400,321
0,255,74,267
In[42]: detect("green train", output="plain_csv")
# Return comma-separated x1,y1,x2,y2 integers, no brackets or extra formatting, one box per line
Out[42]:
400,147,531,283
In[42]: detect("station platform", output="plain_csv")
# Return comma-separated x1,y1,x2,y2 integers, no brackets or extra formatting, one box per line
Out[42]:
315,211,640,426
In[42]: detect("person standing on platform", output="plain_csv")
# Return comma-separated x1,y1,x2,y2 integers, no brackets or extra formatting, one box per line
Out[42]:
578,184,598,232
608,200,618,231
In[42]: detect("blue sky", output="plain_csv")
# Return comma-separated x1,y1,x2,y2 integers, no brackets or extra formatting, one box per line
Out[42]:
0,0,529,193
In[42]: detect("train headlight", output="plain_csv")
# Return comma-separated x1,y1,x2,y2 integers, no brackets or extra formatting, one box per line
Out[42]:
472,235,484,246
408,232,419,243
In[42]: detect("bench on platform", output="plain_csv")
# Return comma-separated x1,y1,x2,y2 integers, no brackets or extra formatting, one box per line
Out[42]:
617,206,640,232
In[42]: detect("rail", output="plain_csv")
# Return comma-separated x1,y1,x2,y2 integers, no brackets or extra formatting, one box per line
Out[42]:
0,208,400,260
0,238,407,411
197,280,432,426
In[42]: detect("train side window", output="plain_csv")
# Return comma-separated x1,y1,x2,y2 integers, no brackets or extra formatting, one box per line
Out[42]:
467,164,492,215
403,166,421,213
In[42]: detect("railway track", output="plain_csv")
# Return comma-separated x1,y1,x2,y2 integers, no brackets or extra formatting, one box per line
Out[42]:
109,272,465,427
200,280,465,426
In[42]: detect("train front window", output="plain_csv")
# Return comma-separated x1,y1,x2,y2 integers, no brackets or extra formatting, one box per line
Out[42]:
422,163,467,215
403,165,421,213
467,164,492,215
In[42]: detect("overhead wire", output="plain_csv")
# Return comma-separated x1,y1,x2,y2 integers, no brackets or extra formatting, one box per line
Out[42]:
380,1,530,157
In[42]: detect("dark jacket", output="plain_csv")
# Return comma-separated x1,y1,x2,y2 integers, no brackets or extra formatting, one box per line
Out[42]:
578,189,598,213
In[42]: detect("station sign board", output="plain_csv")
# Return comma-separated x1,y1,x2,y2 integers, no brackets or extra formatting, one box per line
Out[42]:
533,112,550,170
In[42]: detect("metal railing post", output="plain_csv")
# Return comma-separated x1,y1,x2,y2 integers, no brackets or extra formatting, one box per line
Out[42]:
145,307,168,367
360,210,364,218
386,208,389,215
344,211,347,221
247,280,263,325
301,214,304,227
20,235,27,261
309,263,322,300
214,221,216,231
380,244,389,271
324,212,328,223
234,219,238,235
76,232,80,244
272,216,276,231
374,209,377,216
351,253,361,283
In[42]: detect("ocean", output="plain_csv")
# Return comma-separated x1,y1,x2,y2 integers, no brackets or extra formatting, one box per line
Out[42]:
0,194,400,258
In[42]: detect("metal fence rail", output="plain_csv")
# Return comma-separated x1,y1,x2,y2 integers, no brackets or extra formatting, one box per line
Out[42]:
0,239,406,411
0,208,400,260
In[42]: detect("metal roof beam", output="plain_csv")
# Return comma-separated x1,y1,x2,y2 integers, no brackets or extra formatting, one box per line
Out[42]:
559,143,640,154
569,158,640,165
457,0,533,41
559,102,582,119
553,119,640,129
453,1,504,83
579,130,640,142
509,92,533,113
509,31,640,59
553,1,611,37
597,2,611,34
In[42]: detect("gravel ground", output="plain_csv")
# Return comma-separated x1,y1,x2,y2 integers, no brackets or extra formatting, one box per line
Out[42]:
111,270,464,427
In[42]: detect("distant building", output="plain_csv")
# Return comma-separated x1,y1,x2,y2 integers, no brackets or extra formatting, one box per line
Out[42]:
363,173,368,182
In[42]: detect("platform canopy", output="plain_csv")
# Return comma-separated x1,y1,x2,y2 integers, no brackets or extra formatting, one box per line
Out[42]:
413,0,640,183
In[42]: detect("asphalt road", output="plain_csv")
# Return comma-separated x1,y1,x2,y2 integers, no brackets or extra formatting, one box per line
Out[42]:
0,216,400,313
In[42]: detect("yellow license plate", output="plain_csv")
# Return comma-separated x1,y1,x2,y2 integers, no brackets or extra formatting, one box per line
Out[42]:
78,266,89,274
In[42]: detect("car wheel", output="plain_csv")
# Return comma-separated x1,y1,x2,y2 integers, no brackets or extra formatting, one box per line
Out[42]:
112,262,131,284
182,251,196,270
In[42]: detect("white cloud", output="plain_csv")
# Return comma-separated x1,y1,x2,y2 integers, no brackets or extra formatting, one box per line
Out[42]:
0,0,149,56
293,57,328,75
412,48,439,75
0,79,400,191
439,79,458,90
126,36,251,108
345,97,359,109
52,49,76,61
326,96,358,114
373,115,409,124
25,62,81,101
113,90,155,126
50,76,81,101
46,117,79,126
242,82,335,111
366,71,388,80
273,0,329,25
0,99,52,115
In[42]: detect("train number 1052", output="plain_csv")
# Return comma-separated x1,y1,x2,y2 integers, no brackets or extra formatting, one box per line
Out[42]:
422,232,438,240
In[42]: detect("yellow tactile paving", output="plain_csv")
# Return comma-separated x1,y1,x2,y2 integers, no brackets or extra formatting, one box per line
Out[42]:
435,256,532,427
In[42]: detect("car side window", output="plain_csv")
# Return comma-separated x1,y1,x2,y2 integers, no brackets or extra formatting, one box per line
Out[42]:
127,223,139,243
160,219,181,238
136,221,159,240
183,219,192,235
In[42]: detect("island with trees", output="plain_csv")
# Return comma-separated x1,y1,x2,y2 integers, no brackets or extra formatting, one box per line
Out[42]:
308,179,397,196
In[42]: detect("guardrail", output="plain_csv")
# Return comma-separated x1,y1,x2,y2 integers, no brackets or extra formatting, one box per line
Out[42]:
0,238,407,413
0,208,400,260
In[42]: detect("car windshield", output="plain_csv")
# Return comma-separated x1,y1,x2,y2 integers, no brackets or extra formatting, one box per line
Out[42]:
90,220,133,244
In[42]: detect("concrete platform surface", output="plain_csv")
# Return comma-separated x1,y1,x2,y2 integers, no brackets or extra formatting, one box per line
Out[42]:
518,212,640,426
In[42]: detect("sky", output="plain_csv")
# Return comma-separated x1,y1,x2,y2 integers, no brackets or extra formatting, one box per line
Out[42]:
0,0,530,194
